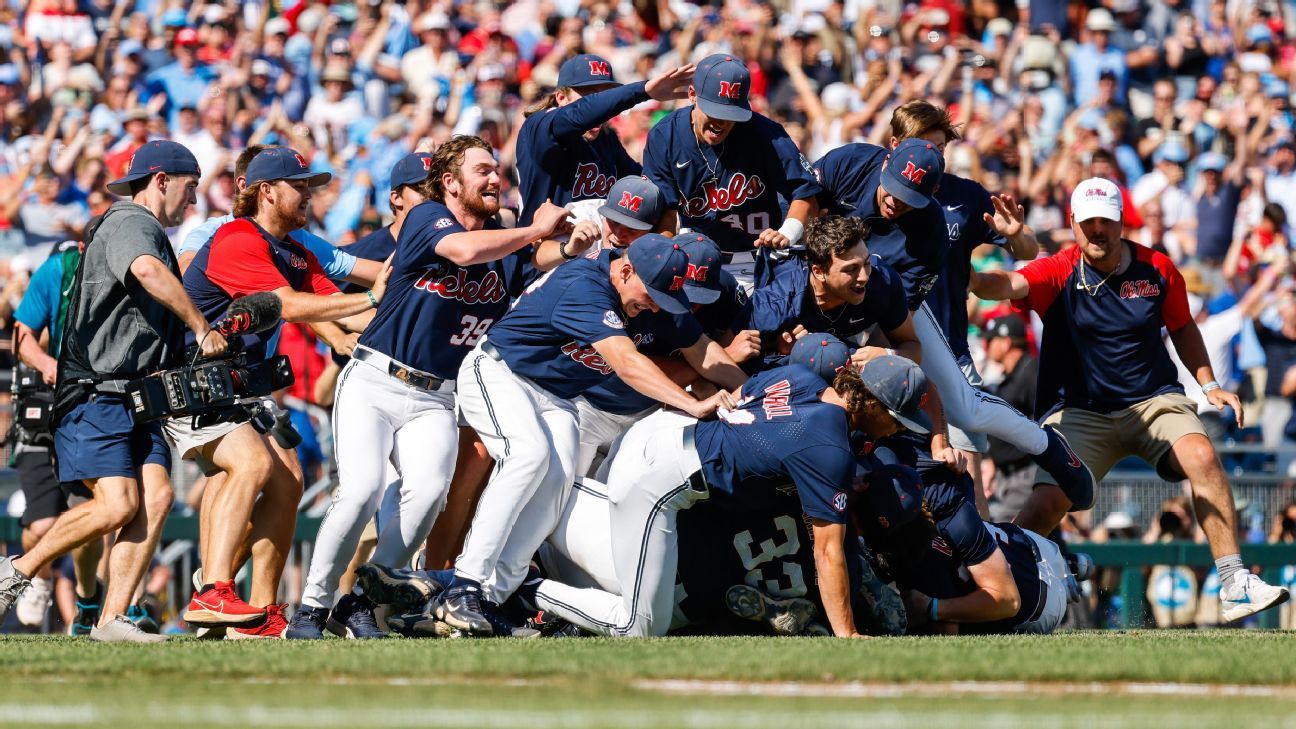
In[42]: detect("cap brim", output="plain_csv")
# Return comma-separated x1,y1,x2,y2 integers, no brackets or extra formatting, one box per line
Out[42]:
262,171,333,187
891,408,932,435
646,285,690,315
880,176,931,209
566,79,621,89
106,174,142,196
1072,207,1121,223
683,282,721,305
599,204,654,231
696,98,752,123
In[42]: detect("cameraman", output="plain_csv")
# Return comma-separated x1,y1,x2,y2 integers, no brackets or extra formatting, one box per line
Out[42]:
0,141,226,643
178,147,391,637
10,240,104,634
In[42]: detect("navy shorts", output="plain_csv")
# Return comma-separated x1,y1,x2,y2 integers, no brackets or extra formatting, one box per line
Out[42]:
53,394,172,483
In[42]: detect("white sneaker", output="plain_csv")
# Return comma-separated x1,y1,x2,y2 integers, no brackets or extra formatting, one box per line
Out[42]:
1221,572,1290,623
15,577,52,627
90,615,169,643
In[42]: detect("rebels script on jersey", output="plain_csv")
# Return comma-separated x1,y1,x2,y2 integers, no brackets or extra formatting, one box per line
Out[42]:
515,83,646,226
579,307,704,415
733,255,907,346
812,143,951,310
694,365,855,524
487,249,651,399
641,109,820,253
357,200,527,379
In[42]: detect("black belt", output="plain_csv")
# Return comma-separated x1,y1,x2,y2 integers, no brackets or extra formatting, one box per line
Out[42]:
481,339,503,361
353,347,446,392
682,424,708,494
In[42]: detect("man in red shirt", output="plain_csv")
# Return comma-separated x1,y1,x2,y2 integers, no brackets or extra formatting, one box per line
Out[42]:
973,178,1289,623
176,147,391,638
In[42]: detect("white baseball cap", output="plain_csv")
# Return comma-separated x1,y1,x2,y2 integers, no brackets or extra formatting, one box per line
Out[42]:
1070,177,1122,222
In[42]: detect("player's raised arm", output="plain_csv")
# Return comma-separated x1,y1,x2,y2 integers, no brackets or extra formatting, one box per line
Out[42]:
970,268,1031,301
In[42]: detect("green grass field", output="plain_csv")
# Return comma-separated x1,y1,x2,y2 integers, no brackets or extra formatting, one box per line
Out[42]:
2,631,1295,728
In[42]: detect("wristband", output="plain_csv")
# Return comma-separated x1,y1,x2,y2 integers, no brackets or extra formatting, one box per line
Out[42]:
1202,380,1221,394
559,241,579,260
929,597,939,622
777,217,805,246
366,290,378,309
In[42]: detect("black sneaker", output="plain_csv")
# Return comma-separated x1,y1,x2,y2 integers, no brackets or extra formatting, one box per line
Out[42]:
126,602,159,634
432,583,493,636
482,600,539,638
527,611,585,638
1031,425,1096,509
326,593,387,639
284,605,329,640
71,582,104,637
355,563,441,614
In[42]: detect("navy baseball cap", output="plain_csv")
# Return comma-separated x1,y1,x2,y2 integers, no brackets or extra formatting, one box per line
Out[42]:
880,139,944,209
106,140,201,195
390,152,433,190
984,315,1027,340
859,354,932,434
626,234,691,315
557,54,620,89
852,461,924,536
245,147,332,187
789,334,851,385
693,54,752,123
600,176,663,231
677,233,723,305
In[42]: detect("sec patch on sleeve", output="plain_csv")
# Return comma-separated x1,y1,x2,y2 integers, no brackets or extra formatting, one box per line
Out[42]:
434,218,454,229
603,310,625,329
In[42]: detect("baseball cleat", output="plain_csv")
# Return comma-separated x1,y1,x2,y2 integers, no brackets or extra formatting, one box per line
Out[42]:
228,604,288,640
0,555,32,620
725,584,818,635
433,584,494,636
355,563,441,613
385,611,454,638
326,593,387,639
1032,425,1096,507
1221,572,1290,623
482,601,539,638
853,551,907,636
284,605,329,640
184,581,266,627
527,611,585,638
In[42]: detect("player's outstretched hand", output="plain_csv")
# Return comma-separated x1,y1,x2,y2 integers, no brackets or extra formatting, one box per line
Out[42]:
645,64,696,102
724,329,762,363
531,199,572,239
755,227,792,249
1207,387,1245,429
984,194,1026,239
371,255,394,305
199,329,229,358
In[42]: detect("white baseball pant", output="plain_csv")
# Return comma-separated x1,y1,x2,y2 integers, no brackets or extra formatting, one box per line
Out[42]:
455,341,580,603
574,396,655,478
536,479,619,593
913,302,1048,455
1013,530,1068,635
301,356,458,609
534,410,707,637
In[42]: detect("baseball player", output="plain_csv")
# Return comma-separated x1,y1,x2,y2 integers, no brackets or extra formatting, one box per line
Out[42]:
855,431,1082,635
641,54,821,290
522,359,910,638
887,100,1043,510
972,177,1290,622
434,235,746,636
813,138,1096,507
516,54,693,227
285,136,585,639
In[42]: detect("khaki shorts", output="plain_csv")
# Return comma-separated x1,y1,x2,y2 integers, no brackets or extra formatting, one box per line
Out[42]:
1036,392,1208,486
163,416,248,476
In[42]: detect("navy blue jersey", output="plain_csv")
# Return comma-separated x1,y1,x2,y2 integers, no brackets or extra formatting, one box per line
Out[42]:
575,308,704,414
1015,242,1191,416
356,201,527,378
642,108,820,254
515,83,647,227
697,268,748,336
812,143,952,310
927,174,1005,362
488,249,697,399
345,226,397,262
733,255,908,349
694,365,854,523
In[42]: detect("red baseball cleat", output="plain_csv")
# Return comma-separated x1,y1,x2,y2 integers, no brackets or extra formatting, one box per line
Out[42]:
184,581,266,627
227,603,288,639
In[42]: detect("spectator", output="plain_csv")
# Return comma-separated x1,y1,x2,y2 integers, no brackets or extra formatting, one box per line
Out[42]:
982,314,1039,524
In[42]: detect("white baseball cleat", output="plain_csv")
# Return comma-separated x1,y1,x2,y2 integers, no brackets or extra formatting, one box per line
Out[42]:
725,584,818,636
1221,572,1290,623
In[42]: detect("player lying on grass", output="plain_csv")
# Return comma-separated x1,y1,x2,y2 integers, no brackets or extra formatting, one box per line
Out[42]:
853,430,1089,635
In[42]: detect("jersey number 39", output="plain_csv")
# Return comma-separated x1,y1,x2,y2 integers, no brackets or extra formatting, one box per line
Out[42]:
449,315,494,346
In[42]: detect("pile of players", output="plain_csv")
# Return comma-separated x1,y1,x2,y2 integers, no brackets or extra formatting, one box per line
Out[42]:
0,52,1287,641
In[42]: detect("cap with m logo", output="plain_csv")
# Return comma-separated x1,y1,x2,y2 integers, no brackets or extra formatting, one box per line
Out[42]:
599,176,664,231
879,138,944,210
693,54,752,123
557,54,622,89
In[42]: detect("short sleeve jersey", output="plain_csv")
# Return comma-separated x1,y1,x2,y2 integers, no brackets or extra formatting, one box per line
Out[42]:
1012,241,1191,416
180,213,357,282
577,307,704,415
928,174,1006,362
184,218,338,353
15,251,68,357
642,108,821,254
812,143,952,310
357,201,528,378
733,255,908,348
515,82,647,226
487,249,636,399
693,365,855,524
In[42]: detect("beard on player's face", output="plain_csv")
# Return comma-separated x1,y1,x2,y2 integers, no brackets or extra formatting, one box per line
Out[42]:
1074,217,1122,262
269,179,311,230
455,175,501,218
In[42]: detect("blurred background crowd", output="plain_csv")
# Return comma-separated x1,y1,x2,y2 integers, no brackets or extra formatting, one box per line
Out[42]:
1,0,1296,627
